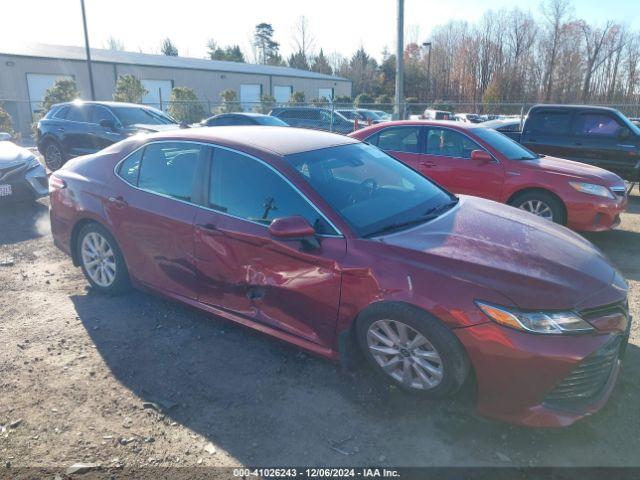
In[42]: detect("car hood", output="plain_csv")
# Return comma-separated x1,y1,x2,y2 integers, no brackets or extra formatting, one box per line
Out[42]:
125,123,182,133
0,141,34,167
521,155,624,185
380,196,624,311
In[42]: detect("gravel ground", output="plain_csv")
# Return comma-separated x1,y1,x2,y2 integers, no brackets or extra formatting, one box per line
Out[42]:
0,191,639,471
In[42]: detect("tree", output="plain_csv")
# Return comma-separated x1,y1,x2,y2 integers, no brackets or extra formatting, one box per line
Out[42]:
540,0,571,101
106,37,125,51
0,105,14,136
161,38,178,56
288,51,310,70
113,75,147,103
206,39,245,62
288,91,305,104
291,16,315,67
253,23,281,65
311,49,333,75
333,95,352,104
42,79,81,111
167,87,205,123
220,89,239,113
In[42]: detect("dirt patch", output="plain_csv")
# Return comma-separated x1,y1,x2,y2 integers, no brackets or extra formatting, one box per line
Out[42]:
1,194,639,469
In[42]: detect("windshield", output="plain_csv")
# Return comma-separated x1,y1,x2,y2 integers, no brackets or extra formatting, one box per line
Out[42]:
285,143,455,237
474,127,538,160
337,110,362,120
112,106,177,126
358,110,381,121
257,116,289,126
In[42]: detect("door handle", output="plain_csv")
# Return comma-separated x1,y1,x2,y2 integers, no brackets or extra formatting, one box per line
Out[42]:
56,127,65,132
108,196,128,207
420,161,437,168
196,223,218,232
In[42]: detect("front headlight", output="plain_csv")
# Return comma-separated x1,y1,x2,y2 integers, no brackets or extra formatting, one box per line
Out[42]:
26,156,41,170
569,181,615,199
476,301,594,334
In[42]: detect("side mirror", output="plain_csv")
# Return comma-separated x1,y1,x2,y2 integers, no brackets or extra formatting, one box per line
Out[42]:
179,121,190,129
269,216,320,251
99,119,116,130
0,132,11,141
471,150,493,162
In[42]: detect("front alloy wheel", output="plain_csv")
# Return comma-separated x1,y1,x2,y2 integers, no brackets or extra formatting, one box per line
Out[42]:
367,319,444,390
518,199,554,221
44,142,63,171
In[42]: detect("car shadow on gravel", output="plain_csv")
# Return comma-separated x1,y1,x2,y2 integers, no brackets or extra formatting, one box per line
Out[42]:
0,199,50,245
69,288,640,466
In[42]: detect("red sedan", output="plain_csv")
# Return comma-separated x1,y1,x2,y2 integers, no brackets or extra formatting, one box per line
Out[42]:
349,121,628,231
49,127,630,427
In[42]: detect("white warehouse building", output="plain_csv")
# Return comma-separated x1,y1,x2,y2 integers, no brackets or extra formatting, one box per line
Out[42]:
0,43,352,135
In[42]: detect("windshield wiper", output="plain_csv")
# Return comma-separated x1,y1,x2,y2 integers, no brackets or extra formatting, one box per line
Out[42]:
364,199,459,238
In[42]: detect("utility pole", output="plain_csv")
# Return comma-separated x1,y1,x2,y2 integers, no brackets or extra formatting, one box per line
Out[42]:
80,0,96,100
394,0,404,120
422,42,432,105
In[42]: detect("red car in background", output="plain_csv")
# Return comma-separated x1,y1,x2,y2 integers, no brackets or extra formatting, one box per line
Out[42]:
349,121,628,232
49,127,630,427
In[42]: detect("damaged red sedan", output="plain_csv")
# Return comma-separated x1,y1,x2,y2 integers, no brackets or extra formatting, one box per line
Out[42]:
49,126,630,427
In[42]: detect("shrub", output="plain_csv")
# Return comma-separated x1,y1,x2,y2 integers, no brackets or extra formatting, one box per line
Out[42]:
220,89,240,113
167,87,206,123
113,75,147,103
0,106,14,136
354,93,375,107
259,95,276,114
288,91,305,104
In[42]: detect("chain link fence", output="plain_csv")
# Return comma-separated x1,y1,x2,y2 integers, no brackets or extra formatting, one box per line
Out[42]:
2,98,640,143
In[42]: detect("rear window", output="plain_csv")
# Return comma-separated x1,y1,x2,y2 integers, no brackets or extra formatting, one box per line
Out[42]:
51,106,70,119
527,110,571,135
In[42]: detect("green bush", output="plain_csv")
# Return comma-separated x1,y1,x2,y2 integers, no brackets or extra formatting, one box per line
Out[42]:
333,95,352,105
220,89,240,113
0,106,14,136
354,93,375,107
113,75,147,103
288,91,305,104
167,87,206,123
259,95,276,114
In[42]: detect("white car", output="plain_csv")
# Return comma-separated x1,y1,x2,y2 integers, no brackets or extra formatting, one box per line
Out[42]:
0,133,48,204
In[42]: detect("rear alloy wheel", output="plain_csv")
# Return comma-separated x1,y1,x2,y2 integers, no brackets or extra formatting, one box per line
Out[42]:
510,191,565,225
44,142,64,171
77,223,129,294
356,303,469,397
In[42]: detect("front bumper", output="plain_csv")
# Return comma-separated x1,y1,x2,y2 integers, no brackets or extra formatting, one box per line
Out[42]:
0,164,48,203
455,306,630,427
566,193,628,232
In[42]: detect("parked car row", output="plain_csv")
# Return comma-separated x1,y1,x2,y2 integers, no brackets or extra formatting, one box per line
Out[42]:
349,120,628,232
48,122,631,428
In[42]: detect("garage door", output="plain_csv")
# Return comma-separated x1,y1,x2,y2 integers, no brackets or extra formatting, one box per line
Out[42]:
273,85,292,104
240,84,262,111
318,88,334,101
142,80,173,110
27,74,73,113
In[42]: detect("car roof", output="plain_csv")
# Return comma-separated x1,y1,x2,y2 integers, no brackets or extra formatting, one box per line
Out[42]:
143,126,359,156
365,120,483,130
530,104,622,114
214,112,270,117
53,101,154,109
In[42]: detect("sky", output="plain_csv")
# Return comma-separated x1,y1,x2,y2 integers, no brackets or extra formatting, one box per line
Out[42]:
2,0,639,62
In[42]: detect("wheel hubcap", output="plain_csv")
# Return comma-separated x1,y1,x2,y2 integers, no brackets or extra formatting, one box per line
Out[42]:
519,199,553,220
81,232,116,287
45,144,62,170
367,319,444,390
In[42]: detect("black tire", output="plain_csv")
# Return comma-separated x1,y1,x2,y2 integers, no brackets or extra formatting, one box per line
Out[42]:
356,303,470,398
76,223,130,294
43,139,65,171
509,190,566,225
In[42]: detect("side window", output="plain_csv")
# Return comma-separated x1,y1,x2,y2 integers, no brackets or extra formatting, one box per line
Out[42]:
117,148,143,186
66,105,88,123
52,106,70,119
89,106,114,125
376,127,420,153
209,148,336,235
574,113,624,137
527,111,571,135
138,142,204,202
425,128,479,159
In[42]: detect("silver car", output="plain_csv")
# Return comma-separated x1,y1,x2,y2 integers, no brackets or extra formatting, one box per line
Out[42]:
0,133,48,203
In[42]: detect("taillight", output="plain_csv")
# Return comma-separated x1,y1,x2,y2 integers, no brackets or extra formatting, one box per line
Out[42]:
48,175,66,193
